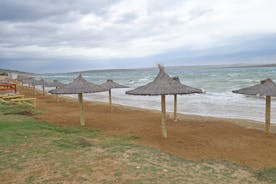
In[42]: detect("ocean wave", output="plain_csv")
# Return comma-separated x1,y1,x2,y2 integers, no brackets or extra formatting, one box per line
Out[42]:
41,67,276,123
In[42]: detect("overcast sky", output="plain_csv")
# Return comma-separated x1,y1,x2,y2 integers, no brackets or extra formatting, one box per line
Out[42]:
0,0,276,73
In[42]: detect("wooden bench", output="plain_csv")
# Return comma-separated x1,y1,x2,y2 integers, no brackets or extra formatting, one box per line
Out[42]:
11,98,37,108
0,94,9,98
0,94,20,98
1,95,24,100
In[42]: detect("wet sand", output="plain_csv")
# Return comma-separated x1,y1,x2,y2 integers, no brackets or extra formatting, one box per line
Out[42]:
19,85,276,169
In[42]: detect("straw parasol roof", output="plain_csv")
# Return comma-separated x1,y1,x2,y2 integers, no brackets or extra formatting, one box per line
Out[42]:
49,74,107,126
172,76,203,94
126,65,202,96
232,78,276,134
22,78,36,86
233,78,276,97
33,79,50,86
17,75,33,81
45,80,66,101
100,79,129,112
126,65,203,138
170,76,203,121
49,74,106,94
45,80,66,88
32,79,50,95
100,79,128,90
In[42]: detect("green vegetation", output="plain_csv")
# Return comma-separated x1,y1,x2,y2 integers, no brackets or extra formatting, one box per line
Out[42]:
0,72,8,76
255,168,276,183
0,103,33,115
0,103,275,183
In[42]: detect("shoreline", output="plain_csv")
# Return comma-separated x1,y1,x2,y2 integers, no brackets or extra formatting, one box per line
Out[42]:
33,85,276,133
33,84,276,125
18,85,276,168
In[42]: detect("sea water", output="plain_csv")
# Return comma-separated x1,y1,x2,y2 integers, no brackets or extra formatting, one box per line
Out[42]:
40,66,276,123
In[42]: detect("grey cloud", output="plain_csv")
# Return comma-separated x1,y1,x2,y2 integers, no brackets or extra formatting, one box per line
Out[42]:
0,0,117,22
0,0,212,50
0,0,122,48
0,0,275,73
113,13,139,24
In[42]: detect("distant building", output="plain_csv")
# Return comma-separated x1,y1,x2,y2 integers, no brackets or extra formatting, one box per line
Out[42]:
8,73,18,79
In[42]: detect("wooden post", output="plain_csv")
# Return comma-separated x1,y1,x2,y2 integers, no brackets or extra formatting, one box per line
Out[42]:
78,93,85,126
161,95,167,138
33,84,36,95
109,89,112,112
174,94,177,121
55,86,59,102
265,96,271,134
42,85,45,95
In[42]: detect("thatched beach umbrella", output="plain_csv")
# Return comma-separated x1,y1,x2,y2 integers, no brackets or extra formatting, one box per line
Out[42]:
17,75,33,85
45,80,66,88
17,75,30,81
100,79,129,112
22,78,43,95
45,80,66,101
19,77,33,86
34,79,50,95
22,78,36,87
171,76,202,121
49,74,107,126
233,78,276,133
126,65,202,138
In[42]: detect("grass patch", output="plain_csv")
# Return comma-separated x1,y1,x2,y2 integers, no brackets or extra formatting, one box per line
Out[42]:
101,135,138,153
53,137,93,149
0,111,99,147
0,103,275,183
255,168,276,183
0,103,34,115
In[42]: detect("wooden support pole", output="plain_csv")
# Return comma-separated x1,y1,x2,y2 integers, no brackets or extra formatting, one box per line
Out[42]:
42,85,45,95
33,85,36,95
55,86,59,102
174,94,177,121
109,89,112,112
14,86,16,94
161,95,167,138
78,93,85,126
265,96,271,134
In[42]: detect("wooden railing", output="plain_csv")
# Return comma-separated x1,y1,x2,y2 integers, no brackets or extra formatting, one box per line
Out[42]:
0,83,16,93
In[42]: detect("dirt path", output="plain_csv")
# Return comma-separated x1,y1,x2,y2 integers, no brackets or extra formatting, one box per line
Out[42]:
19,85,276,169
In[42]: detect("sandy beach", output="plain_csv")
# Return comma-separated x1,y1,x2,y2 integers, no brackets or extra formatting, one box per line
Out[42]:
19,85,276,169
